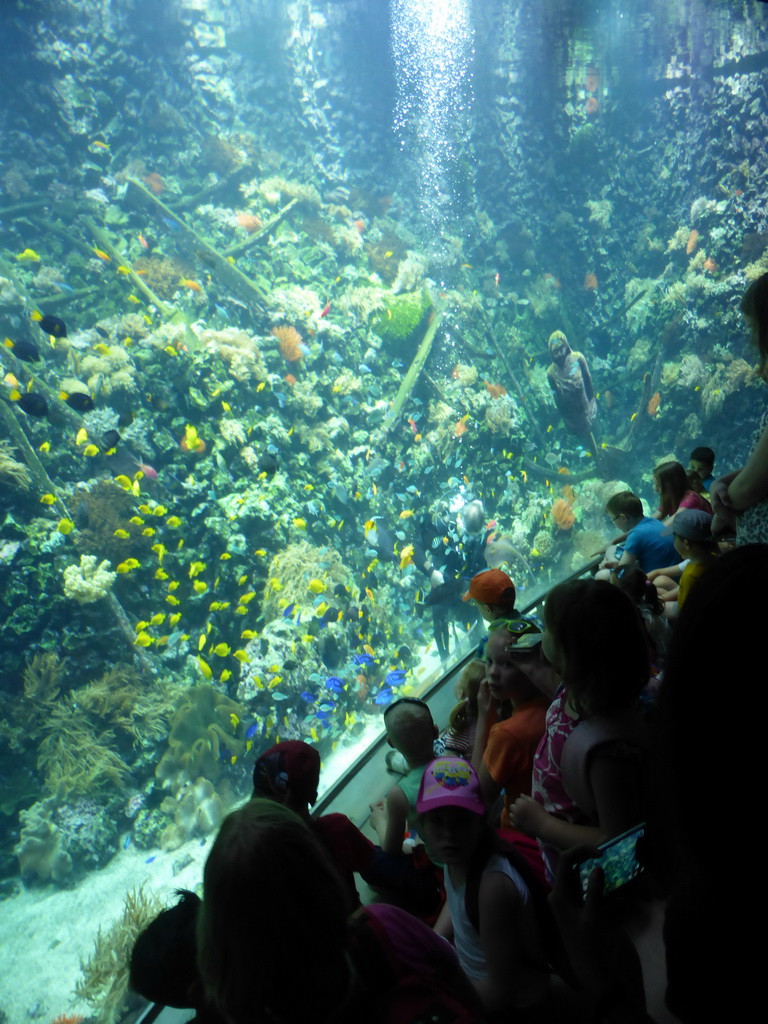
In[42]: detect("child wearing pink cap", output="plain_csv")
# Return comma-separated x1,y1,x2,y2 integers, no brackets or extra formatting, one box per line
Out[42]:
418,757,550,1018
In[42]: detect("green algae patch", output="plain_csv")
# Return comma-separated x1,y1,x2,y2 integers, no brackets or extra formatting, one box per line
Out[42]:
371,289,432,347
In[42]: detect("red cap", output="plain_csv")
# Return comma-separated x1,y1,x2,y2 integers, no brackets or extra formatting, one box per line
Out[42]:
253,740,321,805
461,568,516,605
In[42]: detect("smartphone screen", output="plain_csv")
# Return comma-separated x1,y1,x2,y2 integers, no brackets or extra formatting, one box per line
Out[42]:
577,823,646,898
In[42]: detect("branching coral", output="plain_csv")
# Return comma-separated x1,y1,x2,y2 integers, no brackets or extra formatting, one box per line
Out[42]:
134,254,187,299
272,324,305,362
586,199,613,230
23,651,64,702
200,326,266,382
551,498,576,530
0,439,32,490
76,885,165,1024
63,555,117,604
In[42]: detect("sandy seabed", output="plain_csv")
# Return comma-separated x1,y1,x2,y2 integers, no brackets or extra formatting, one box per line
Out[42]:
0,638,459,1024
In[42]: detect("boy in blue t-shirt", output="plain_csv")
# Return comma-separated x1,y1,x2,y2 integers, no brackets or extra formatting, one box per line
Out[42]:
689,446,716,492
603,491,678,579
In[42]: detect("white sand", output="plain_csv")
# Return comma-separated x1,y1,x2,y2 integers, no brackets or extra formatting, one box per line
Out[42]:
0,634,468,1024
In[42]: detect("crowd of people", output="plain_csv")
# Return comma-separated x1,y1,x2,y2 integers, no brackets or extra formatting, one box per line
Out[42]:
128,275,768,1024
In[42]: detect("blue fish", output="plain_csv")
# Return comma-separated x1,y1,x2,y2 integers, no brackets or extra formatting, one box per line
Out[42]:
245,722,259,740
385,670,407,687
315,711,331,721
354,653,374,666
283,602,296,618
325,676,344,693
219,746,233,763
160,216,181,231
374,687,395,705
301,691,316,702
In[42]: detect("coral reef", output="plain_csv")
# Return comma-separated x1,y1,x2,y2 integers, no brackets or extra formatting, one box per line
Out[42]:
79,345,138,396
158,776,226,850
0,440,32,490
551,498,576,530
485,394,517,434
586,199,613,230
371,290,431,346
15,795,73,885
155,685,247,795
76,886,165,1024
261,541,355,622
62,555,117,604
272,324,305,362
200,326,267,382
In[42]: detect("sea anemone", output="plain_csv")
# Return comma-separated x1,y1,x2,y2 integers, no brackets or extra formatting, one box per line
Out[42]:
272,325,304,362
551,498,576,530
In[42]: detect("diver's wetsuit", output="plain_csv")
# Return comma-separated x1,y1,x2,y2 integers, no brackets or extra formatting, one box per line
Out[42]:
413,516,490,659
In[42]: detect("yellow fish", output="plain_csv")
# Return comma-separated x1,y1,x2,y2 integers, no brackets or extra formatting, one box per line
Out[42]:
166,517,182,528
189,561,206,578
363,644,375,657
220,552,232,560
113,529,130,539
293,517,307,530
83,444,99,457
399,544,415,570
117,266,131,275
134,632,154,647
169,612,182,626
15,249,41,262
198,657,212,680
229,713,240,728
168,581,180,591
221,670,232,683
94,343,111,355
75,428,88,446
38,441,50,453
307,579,326,594
40,493,56,505
57,518,75,535
152,543,167,562
114,475,133,490
399,510,415,519
212,643,231,657
166,594,181,606
233,650,250,663
150,613,166,626
239,592,256,605
129,516,144,526
193,580,208,593
241,630,257,640
254,549,267,557
152,505,168,516
127,294,141,304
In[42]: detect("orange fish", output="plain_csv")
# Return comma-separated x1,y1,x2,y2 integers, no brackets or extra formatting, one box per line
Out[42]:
557,466,570,475
144,172,165,194
284,374,297,386
138,234,149,250
353,218,366,234
454,416,469,437
92,247,111,262
703,257,718,274
686,229,699,255
485,382,507,399
647,391,661,416
583,272,598,290
179,278,202,292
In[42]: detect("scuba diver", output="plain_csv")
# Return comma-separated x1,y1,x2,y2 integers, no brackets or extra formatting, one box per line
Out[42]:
413,499,492,660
